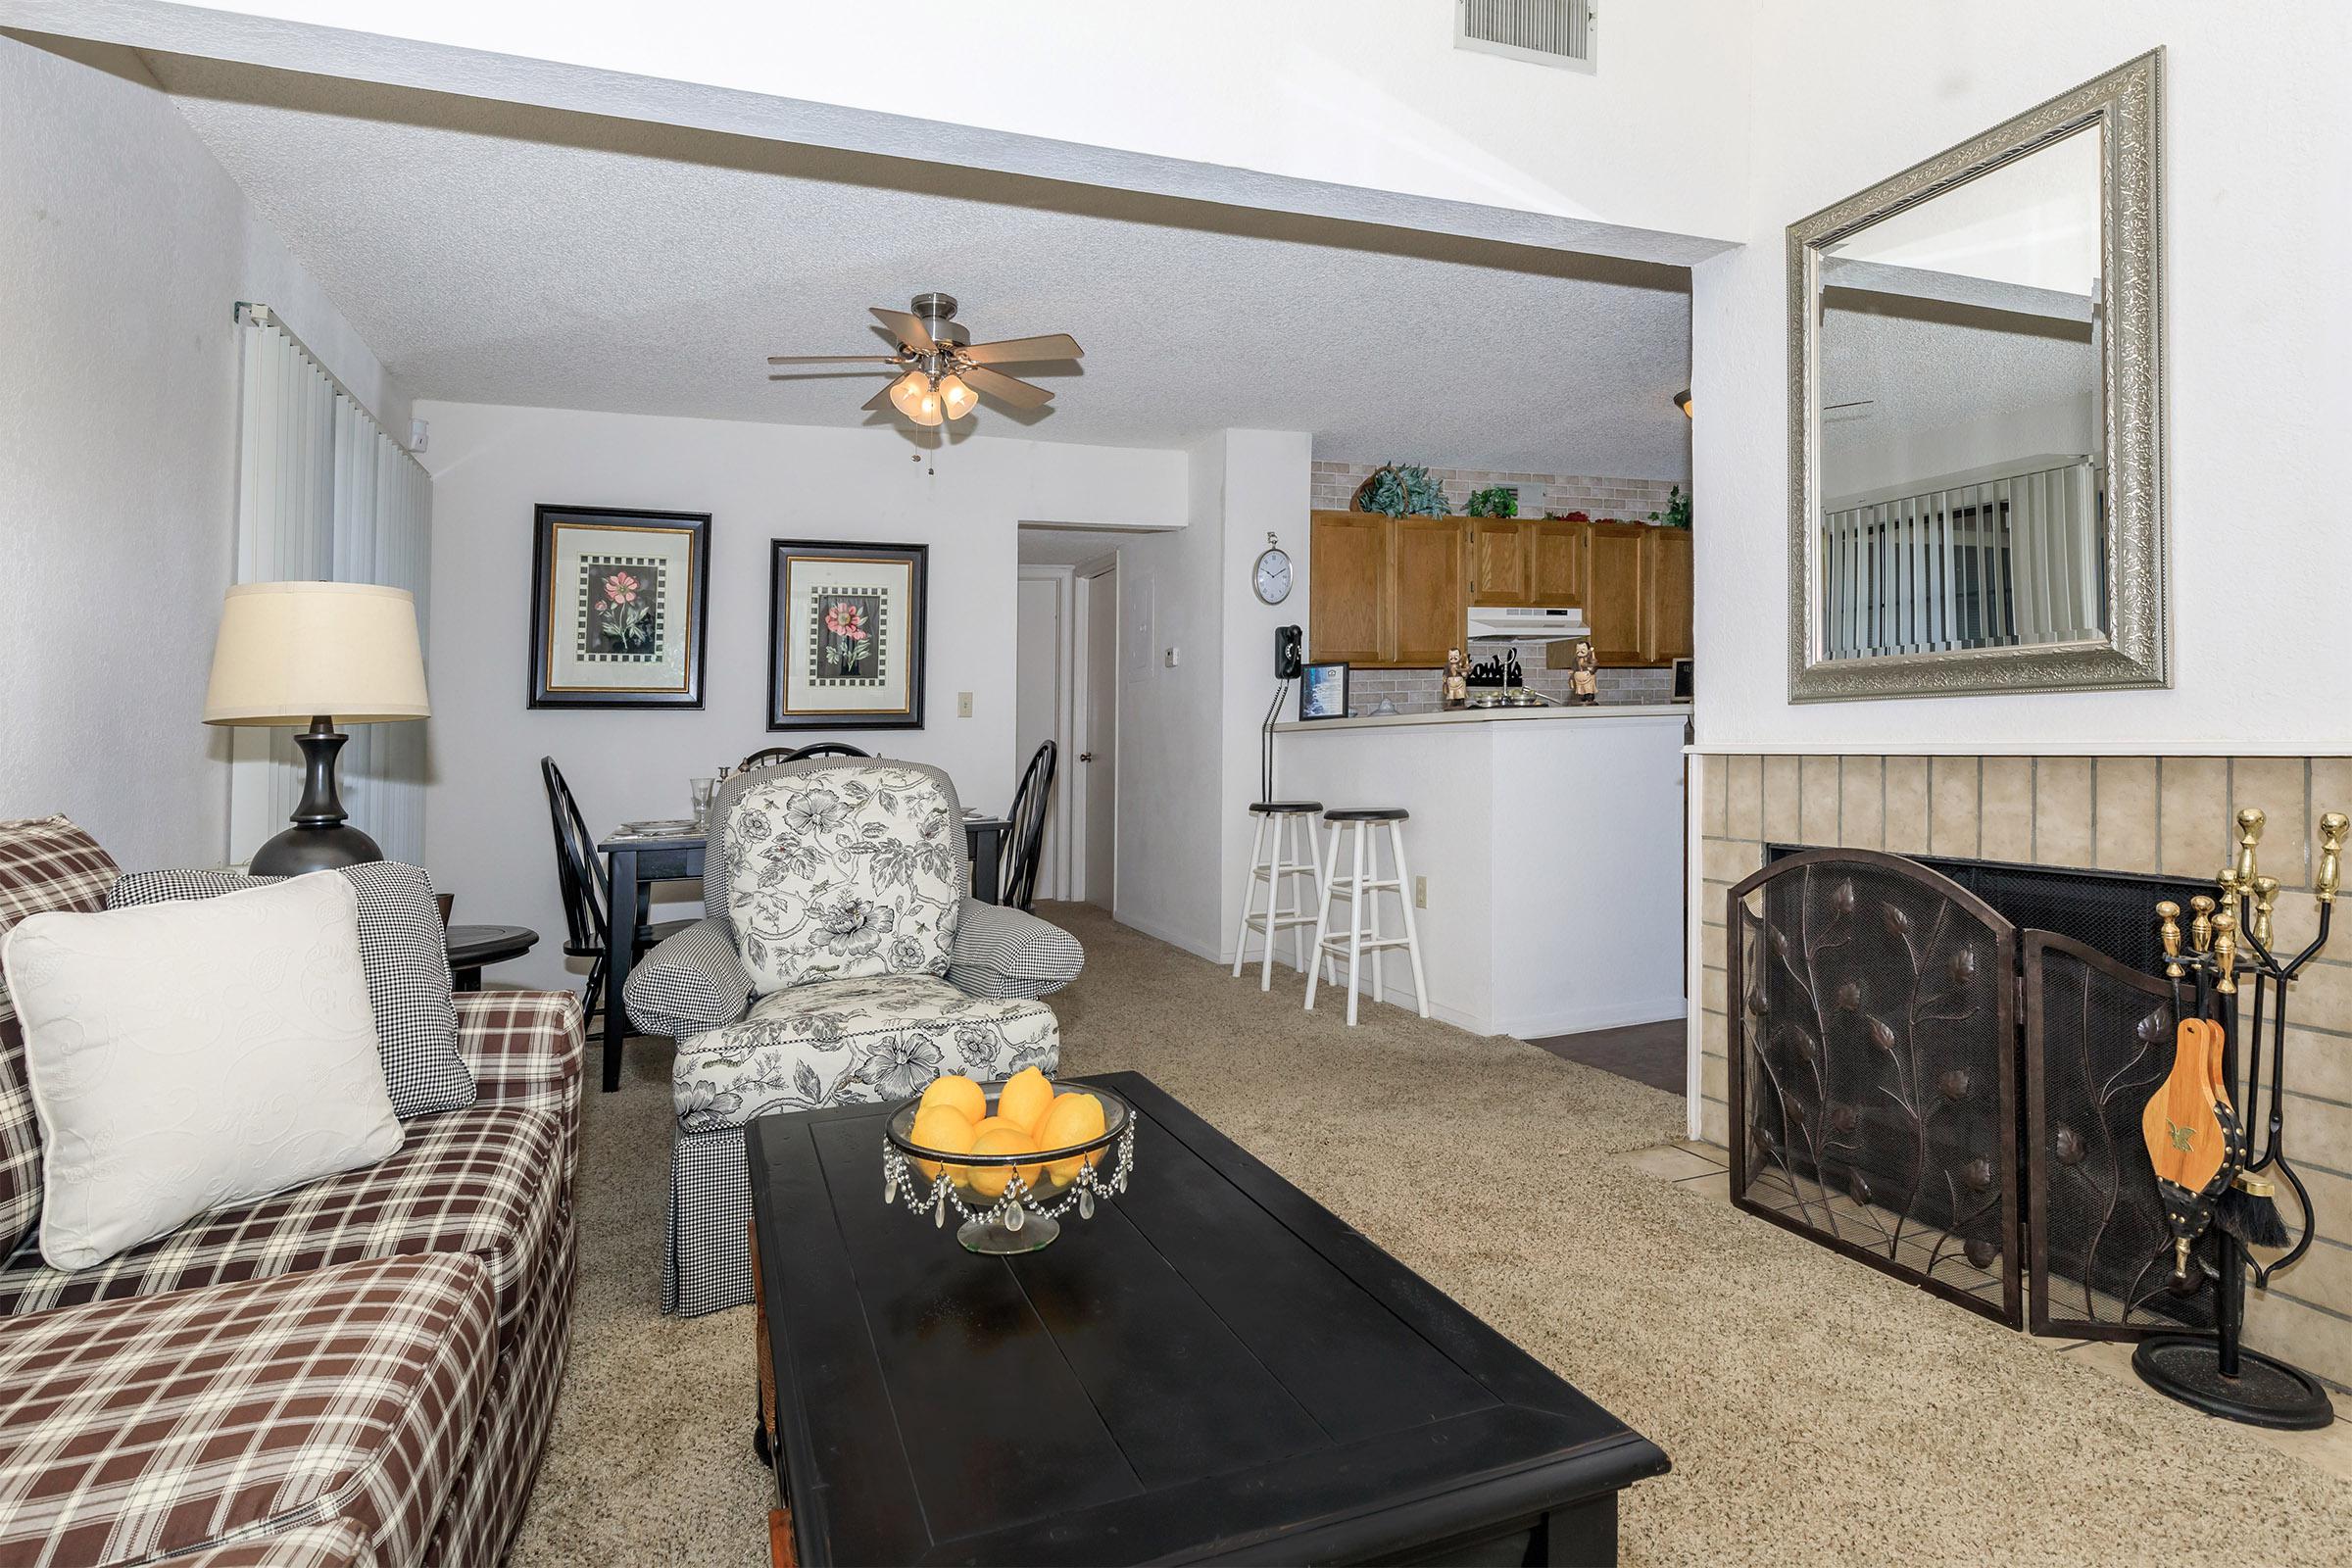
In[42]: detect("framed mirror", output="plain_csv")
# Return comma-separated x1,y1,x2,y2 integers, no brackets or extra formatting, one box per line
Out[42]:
1788,50,2165,701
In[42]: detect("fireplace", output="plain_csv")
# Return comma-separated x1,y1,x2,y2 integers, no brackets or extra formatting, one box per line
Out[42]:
1729,846,2221,1338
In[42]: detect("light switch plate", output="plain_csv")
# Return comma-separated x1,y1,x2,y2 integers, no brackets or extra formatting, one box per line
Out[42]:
956,692,973,717
1163,646,1180,668
1415,875,1427,908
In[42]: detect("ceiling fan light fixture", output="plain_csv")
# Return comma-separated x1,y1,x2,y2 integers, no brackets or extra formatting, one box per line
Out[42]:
889,369,944,426
936,373,977,421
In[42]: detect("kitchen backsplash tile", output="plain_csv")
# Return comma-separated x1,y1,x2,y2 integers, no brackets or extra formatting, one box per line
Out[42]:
1310,462,1683,523
1330,641,1676,715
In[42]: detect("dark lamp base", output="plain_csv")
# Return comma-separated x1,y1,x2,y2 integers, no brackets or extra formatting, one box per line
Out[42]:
250,824,383,878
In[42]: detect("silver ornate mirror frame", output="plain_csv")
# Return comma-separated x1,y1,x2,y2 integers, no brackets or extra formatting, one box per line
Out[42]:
1788,49,2167,702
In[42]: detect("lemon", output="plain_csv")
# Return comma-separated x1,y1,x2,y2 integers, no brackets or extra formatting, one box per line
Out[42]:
997,1066,1054,1134
907,1104,974,1181
1038,1092,1107,1184
917,1074,986,1124
964,1125,1041,1200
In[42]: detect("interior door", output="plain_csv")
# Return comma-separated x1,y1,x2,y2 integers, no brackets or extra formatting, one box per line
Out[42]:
1584,522,1648,664
1469,518,1531,606
1393,517,1468,667
1079,564,1118,909
1308,511,1392,663
1013,571,1064,899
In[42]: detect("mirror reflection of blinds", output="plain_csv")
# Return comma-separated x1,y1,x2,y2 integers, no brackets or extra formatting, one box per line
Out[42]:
1821,458,2103,662
230,306,432,865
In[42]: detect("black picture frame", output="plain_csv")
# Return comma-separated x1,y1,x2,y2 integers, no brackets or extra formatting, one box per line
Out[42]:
528,505,710,710
1299,662,1350,721
767,539,929,731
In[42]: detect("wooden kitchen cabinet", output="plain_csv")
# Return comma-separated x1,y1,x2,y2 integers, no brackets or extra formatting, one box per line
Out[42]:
1308,510,1466,668
1529,520,1585,605
1640,526,1694,663
1468,518,1531,606
1582,521,1648,665
1308,511,1393,664
1393,516,1469,665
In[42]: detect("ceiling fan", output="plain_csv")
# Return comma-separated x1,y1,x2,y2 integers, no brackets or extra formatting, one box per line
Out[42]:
766,293,1082,427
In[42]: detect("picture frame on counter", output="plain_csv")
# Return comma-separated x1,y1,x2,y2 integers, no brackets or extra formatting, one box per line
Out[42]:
1299,662,1350,721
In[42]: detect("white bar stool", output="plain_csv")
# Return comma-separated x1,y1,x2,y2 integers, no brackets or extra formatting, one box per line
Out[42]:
1229,801,1328,990
1303,808,1429,1025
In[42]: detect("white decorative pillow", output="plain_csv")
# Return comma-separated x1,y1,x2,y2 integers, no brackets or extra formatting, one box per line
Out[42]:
722,765,964,994
0,872,404,1271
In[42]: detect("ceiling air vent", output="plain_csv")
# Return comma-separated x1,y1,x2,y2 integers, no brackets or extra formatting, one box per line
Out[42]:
1456,0,1596,73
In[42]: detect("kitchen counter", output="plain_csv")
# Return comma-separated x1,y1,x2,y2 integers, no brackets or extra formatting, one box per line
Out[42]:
1275,702,1690,733
1265,706,1687,1038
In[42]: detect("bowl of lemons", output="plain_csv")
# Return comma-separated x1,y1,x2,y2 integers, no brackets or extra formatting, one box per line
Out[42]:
882,1067,1134,1254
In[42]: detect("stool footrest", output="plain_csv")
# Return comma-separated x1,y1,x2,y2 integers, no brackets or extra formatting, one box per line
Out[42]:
1319,935,1415,954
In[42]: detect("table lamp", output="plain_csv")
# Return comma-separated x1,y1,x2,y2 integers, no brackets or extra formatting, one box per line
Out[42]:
203,581,431,875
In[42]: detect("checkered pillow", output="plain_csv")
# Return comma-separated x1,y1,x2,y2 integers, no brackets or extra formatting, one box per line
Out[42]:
111,863,475,1120
0,816,121,1258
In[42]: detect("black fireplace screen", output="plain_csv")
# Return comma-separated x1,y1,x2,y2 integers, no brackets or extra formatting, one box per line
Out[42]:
1730,849,2220,1340
1729,848,2021,1326
2024,932,2219,1338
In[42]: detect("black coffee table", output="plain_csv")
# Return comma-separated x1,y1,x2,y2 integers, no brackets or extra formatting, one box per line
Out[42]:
747,1071,1667,1566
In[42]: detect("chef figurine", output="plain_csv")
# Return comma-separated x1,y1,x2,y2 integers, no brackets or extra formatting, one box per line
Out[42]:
1443,649,1470,708
1569,640,1599,705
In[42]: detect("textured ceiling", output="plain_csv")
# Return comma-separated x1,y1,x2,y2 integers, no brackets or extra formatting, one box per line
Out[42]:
1016,527,1166,567
142,50,1693,478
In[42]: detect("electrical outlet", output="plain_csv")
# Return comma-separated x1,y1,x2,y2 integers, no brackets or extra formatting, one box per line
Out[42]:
1414,875,1427,908
956,692,973,717
1163,646,1180,668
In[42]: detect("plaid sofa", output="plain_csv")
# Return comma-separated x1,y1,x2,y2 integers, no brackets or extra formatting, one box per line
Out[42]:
0,816,581,1568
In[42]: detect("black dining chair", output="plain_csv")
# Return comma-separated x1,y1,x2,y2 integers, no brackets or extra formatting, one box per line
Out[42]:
541,757,693,1020
739,742,871,770
1004,740,1057,912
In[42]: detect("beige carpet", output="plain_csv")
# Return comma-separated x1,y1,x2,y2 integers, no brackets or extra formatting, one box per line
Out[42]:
511,903,2352,1566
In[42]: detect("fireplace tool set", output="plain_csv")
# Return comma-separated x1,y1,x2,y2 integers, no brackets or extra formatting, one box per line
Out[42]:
2134,806,2343,1427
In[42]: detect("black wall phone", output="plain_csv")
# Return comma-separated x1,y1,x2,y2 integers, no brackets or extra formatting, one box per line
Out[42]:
1274,624,1303,679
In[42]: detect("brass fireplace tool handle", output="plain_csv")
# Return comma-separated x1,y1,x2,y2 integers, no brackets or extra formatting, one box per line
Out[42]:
2156,901,2184,979
2319,812,2347,905
2211,908,2239,996
2234,808,2265,893
2251,876,2280,951
2189,895,2216,956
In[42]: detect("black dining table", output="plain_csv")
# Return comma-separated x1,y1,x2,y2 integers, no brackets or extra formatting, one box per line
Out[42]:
596,814,1012,1093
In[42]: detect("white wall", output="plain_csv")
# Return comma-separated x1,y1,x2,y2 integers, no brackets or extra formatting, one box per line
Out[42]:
13,0,1754,261
1107,429,1315,962
1692,6,2352,752
416,401,1188,989
0,35,400,869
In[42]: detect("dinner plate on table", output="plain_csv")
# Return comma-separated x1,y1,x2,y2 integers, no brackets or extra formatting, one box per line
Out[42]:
619,819,700,835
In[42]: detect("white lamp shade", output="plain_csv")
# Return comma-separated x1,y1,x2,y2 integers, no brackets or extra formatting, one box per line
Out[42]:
203,581,431,726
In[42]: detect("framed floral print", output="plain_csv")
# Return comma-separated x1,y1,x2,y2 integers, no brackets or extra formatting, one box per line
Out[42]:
528,505,710,709
766,540,929,730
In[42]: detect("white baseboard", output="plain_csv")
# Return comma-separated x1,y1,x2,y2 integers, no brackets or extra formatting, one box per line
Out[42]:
1109,907,1224,965
1493,996,1688,1043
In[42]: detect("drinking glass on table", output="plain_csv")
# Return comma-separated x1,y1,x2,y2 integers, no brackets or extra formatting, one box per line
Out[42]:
691,776,716,828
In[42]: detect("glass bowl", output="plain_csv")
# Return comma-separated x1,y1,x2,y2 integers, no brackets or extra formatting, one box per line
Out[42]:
882,1079,1135,1254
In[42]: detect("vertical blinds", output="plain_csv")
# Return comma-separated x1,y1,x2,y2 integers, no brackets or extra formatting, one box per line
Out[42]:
230,308,432,865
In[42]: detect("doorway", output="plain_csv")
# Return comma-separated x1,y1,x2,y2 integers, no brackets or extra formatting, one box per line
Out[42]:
1013,567,1069,900
1073,557,1118,909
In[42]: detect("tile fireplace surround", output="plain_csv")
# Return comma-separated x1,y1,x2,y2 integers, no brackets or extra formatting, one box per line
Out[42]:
1695,753,2352,1388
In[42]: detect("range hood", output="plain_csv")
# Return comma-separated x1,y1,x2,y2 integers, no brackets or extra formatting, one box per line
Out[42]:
1467,605,1589,642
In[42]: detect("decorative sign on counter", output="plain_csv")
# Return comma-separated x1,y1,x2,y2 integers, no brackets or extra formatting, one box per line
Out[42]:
1299,662,1350,721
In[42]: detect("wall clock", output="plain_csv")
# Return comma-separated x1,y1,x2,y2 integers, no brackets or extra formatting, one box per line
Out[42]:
1252,542,1293,606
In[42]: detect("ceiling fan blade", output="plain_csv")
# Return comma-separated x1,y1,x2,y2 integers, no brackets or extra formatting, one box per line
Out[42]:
869,307,936,353
958,364,1054,409
765,354,899,365
958,332,1082,366
860,385,896,413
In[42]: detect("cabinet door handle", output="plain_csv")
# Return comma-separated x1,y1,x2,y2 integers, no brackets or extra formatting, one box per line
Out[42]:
1078,752,1095,762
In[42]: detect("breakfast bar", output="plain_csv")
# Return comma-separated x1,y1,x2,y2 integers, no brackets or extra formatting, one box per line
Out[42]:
1269,704,1690,1038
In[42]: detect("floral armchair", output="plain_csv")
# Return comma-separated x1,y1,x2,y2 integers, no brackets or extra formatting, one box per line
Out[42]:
623,759,1081,1313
